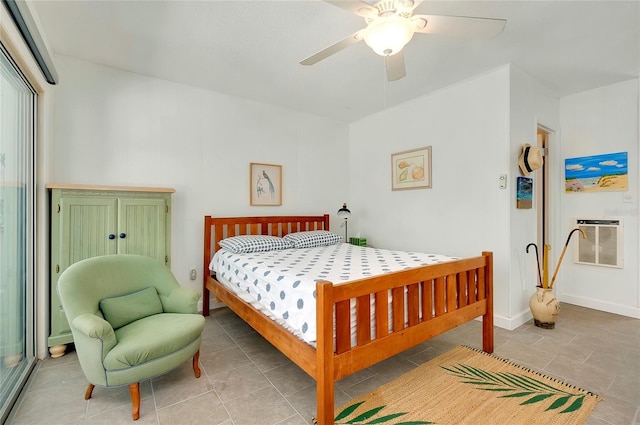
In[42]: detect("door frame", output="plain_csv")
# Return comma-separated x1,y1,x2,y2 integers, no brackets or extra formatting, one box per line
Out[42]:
536,128,550,250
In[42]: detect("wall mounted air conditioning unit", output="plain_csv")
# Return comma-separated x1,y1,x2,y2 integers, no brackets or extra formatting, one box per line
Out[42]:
574,218,623,268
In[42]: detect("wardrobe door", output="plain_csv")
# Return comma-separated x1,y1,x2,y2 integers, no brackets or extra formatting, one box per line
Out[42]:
117,197,167,264
49,195,117,347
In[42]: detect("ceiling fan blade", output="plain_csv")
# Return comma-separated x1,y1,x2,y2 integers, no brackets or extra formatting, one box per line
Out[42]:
323,0,378,18
412,14,506,39
385,51,406,81
300,30,365,66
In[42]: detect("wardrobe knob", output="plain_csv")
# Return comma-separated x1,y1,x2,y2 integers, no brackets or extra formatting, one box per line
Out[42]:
119,233,126,239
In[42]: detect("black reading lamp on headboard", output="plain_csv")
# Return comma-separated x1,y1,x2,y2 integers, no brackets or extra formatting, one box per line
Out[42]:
337,203,351,242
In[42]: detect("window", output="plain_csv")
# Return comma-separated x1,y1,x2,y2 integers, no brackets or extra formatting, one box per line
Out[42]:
0,41,36,423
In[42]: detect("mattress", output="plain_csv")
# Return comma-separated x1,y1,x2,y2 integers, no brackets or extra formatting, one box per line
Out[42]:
210,243,457,344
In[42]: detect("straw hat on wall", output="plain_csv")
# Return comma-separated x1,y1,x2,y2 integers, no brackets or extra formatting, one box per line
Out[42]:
518,143,543,176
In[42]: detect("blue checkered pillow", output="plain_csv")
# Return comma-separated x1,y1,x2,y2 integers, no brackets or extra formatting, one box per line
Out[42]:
283,230,342,248
219,235,293,254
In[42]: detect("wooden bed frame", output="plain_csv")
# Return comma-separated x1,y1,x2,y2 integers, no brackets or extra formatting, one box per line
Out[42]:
202,214,493,425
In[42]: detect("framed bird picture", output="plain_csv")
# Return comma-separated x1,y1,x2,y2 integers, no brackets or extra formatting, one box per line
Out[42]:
250,162,282,206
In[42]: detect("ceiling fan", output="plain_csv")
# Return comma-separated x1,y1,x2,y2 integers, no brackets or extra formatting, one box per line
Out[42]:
300,0,506,81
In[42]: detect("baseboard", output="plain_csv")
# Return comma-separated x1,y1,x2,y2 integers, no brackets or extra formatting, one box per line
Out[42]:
486,311,531,331
560,294,640,319
491,297,640,330
199,299,225,313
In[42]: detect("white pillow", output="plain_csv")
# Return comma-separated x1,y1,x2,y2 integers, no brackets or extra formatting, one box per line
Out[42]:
219,235,293,254
283,230,342,248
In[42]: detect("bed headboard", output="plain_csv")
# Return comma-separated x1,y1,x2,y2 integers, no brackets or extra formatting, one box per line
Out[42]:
202,214,330,315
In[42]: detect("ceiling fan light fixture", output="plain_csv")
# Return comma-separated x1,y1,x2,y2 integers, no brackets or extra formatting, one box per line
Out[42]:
364,15,414,56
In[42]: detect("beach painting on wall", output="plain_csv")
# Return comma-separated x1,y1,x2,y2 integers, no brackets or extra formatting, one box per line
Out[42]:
565,151,628,192
516,177,533,209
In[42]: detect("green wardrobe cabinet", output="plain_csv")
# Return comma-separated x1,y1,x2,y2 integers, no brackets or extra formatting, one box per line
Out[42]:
47,184,174,355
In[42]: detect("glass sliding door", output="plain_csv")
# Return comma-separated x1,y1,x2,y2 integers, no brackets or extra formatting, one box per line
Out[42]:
0,43,36,422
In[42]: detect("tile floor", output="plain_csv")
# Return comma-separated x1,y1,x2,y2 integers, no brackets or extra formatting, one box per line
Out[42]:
6,303,640,425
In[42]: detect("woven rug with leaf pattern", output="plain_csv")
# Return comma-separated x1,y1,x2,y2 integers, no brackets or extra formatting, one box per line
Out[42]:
332,345,601,425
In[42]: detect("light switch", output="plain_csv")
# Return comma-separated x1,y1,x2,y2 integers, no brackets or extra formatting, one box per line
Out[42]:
498,174,507,189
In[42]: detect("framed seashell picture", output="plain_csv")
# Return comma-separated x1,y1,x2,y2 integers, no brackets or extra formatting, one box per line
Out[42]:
391,146,432,190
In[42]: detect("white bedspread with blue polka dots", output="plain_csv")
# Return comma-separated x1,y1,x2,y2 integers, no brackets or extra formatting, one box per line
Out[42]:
210,243,457,344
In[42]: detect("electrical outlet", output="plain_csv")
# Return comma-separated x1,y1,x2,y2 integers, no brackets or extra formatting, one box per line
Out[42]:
189,268,197,280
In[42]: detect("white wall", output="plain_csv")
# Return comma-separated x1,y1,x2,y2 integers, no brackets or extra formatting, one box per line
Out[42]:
46,55,640,359
348,66,513,325
348,65,569,329
49,55,350,314
558,79,639,318
508,66,560,327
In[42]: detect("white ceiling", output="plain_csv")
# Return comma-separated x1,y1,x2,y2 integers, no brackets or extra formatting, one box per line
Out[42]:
32,0,640,122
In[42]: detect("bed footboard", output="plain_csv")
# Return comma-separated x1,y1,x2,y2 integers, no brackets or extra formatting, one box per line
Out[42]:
314,251,493,425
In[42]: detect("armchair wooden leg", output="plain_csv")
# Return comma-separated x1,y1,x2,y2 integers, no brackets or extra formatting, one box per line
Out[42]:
128,383,140,421
84,384,95,400
193,350,201,378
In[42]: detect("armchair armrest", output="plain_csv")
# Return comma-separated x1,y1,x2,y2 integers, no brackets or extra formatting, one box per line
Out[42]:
72,313,117,350
161,287,200,314
72,313,116,341
70,314,118,378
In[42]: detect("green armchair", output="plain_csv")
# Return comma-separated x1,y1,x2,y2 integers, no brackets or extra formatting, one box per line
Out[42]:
57,254,205,420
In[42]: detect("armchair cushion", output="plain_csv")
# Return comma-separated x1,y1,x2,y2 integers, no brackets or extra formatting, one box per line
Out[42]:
100,287,163,329
104,313,204,370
